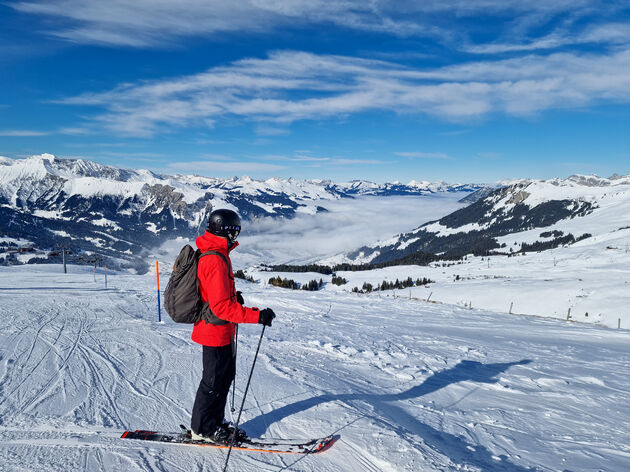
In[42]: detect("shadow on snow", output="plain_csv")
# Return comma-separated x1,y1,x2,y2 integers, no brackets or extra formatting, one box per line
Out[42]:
243,359,539,472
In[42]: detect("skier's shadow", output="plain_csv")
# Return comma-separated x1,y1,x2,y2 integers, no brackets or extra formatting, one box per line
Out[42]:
243,359,538,472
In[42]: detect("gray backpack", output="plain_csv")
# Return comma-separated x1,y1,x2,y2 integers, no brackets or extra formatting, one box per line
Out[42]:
163,245,230,325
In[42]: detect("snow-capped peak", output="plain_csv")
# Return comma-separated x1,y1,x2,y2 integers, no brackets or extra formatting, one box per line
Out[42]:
0,153,483,270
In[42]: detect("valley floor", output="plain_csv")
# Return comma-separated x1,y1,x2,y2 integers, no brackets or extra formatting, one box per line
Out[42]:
0,265,629,471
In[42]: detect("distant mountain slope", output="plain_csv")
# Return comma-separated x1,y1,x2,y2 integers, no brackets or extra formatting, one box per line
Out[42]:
334,174,630,265
0,154,482,270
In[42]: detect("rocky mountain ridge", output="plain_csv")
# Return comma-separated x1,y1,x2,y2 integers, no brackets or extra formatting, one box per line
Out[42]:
0,154,482,271
330,173,630,265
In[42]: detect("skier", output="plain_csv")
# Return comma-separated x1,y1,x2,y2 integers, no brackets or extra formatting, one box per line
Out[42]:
190,208,276,443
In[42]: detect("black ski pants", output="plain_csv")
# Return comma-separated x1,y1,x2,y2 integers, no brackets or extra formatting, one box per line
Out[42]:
191,344,235,435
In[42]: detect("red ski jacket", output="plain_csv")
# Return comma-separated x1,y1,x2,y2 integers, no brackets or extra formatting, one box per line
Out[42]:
191,231,260,347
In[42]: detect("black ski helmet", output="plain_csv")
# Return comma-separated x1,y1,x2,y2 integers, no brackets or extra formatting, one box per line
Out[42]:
207,209,241,243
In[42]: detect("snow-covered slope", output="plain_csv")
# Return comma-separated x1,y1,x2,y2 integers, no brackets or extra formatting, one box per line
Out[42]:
0,265,628,471
336,174,630,265
256,220,630,330
0,154,482,271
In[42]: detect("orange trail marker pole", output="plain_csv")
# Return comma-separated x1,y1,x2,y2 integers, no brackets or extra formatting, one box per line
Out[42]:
156,261,161,323
105,264,108,289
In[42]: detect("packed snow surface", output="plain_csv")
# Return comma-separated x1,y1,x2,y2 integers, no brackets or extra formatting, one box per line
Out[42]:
1,265,629,471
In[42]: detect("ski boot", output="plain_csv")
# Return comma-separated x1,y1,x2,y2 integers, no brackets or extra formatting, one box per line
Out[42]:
222,422,248,443
190,425,231,444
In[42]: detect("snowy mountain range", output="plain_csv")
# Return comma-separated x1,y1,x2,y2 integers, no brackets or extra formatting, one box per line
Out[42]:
332,173,630,265
0,154,481,271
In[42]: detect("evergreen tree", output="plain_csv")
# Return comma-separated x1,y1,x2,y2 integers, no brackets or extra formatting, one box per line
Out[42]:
332,275,347,285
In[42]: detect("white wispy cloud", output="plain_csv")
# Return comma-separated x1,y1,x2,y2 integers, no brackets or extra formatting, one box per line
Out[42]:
168,160,286,173
99,151,168,159
465,23,630,54
57,127,94,135
0,129,50,136
0,127,94,137
9,0,430,47
57,47,630,136
260,153,387,166
255,125,291,136
329,158,388,165
261,154,331,163
198,153,237,161
9,0,616,48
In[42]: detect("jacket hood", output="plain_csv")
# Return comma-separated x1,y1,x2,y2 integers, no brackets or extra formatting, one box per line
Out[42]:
195,231,239,254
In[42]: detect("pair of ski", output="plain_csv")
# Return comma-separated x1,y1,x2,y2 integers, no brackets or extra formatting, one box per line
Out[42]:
121,425,337,455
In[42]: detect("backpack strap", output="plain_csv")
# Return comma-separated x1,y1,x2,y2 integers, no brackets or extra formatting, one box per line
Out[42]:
198,250,235,326
199,250,232,279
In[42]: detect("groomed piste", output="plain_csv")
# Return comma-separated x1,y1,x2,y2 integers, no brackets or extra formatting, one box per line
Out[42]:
0,264,628,471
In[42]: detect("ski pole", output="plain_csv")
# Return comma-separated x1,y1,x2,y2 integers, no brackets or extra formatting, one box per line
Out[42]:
222,325,266,472
230,325,238,413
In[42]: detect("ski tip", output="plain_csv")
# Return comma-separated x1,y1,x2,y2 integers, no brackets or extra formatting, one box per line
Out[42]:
311,435,340,454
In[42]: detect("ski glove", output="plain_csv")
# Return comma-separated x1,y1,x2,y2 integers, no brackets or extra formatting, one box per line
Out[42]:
236,291,244,305
258,308,276,327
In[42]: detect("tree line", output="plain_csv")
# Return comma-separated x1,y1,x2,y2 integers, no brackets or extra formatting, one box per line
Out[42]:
352,276,433,294
266,250,455,274
268,276,324,291
520,232,591,252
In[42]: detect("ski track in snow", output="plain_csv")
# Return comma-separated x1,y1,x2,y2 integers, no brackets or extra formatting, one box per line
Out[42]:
0,266,629,471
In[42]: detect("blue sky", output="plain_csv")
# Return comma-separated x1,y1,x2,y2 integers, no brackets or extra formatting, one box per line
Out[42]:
1,1,629,183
